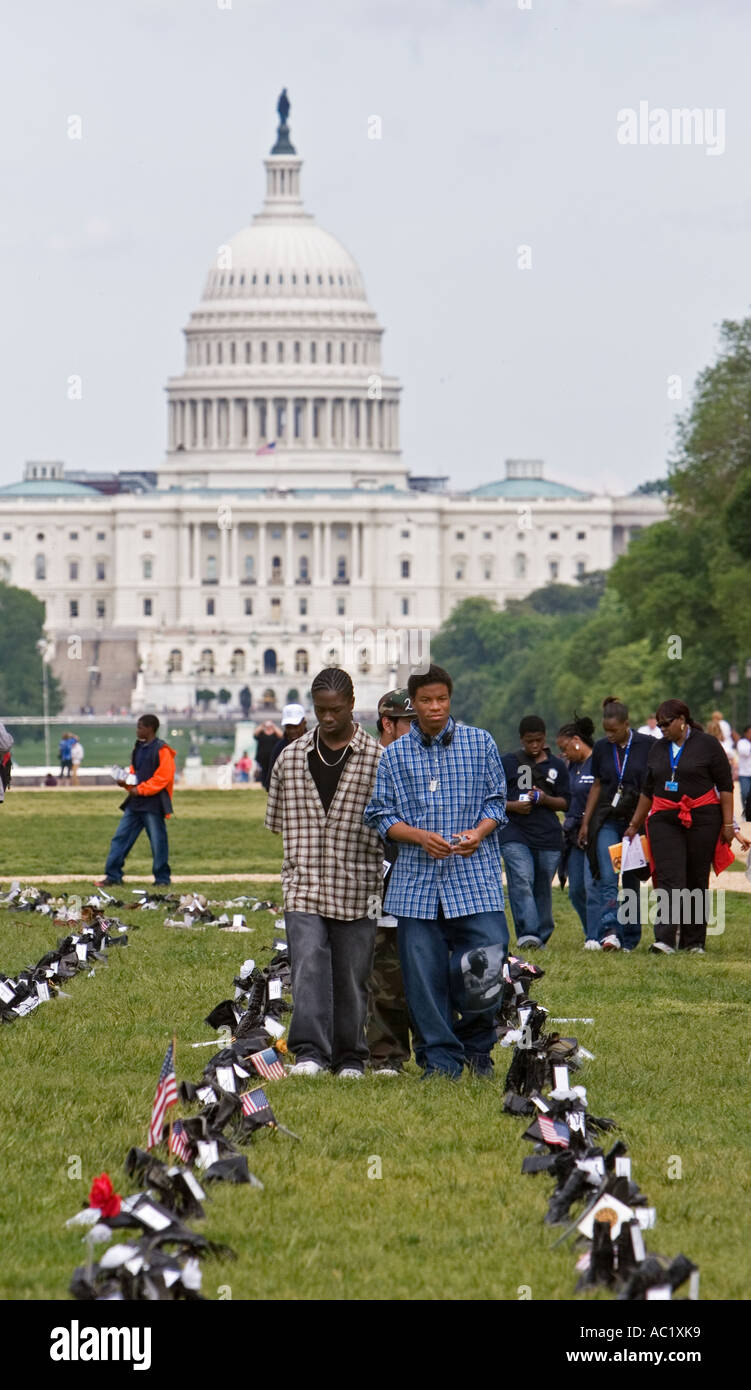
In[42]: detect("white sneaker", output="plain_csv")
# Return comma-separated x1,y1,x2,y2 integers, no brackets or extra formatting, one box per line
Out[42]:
287,1060,324,1076
373,1066,401,1077
688,946,706,955
601,933,621,951
583,940,602,951
649,941,675,955
336,1068,364,1080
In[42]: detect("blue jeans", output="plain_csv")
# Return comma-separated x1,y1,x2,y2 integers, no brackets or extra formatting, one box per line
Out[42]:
740,776,751,813
397,907,509,1078
104,808,171,884
567,845,600,940
595,819,642,949
500,842,561,945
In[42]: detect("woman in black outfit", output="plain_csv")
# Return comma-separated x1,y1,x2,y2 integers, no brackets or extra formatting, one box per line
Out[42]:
625,698,737,954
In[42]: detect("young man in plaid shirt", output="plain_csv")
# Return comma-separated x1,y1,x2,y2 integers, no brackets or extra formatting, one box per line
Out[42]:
364,663,508,1079
265,667,383,1078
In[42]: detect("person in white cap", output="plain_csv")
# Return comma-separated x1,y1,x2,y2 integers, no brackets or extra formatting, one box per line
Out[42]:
264,703,307,789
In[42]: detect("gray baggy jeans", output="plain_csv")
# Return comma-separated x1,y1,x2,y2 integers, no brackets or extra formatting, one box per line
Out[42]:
285,912,376,1073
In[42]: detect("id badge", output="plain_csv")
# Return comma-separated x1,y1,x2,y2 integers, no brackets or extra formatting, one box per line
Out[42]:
664,780,678,792
611,788,622,809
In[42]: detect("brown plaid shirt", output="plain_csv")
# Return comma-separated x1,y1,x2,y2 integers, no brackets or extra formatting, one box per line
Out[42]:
265,724,384,919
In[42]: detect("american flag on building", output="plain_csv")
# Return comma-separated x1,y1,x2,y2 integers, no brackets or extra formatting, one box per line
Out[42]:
538,1115,570,1148
255,440,276,455
148,1041,178,1148
240,1087,274,1120
249,1047,286,1081
168,1118,192,1164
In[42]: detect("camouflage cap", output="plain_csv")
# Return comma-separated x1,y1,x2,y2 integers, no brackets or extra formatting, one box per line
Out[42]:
377,689,416,719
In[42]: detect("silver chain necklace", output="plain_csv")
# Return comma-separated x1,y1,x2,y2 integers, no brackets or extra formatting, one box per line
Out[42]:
315,726,355,767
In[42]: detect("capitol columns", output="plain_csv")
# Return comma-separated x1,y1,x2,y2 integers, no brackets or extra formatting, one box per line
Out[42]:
313,519,321,579
323,520,332,582
285,522,294,584
258,522,267,586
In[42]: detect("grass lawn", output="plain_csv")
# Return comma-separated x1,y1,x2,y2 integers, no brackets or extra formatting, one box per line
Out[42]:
0,794,749,1301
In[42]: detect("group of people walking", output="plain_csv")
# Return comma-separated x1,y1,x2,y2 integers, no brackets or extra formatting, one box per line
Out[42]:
265,665,747,1081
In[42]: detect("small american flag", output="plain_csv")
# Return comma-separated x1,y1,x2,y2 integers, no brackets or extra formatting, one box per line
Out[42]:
168,1118,192,1163
240,1087,274,1120
249,1047,286,1081
256,440,276,455
148,1041,178,1148
538,1115,570,1148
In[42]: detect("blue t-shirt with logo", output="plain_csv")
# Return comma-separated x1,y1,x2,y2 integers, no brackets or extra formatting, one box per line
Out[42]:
498,749,571,851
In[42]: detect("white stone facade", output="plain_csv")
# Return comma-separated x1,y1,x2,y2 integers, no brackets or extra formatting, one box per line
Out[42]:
0,108,666,714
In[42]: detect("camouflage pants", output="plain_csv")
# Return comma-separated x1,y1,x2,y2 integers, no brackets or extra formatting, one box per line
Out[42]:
366,925,412,1068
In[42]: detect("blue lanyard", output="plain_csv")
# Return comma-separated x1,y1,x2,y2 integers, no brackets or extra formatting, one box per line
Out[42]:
669,732,689,778
612,731,633,782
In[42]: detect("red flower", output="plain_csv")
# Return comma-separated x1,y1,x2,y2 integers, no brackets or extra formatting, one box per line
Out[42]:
88,1172,121,1217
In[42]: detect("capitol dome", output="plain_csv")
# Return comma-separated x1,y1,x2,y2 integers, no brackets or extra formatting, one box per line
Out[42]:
160,92,404,491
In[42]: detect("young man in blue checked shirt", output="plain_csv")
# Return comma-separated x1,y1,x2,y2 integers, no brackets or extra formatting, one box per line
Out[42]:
364,663,508,1079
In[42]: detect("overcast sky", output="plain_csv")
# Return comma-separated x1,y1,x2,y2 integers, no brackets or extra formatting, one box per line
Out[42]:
2,0,749,493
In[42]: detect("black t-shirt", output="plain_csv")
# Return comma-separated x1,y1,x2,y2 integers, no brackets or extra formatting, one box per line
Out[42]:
643,729,732,802
591,731,652,816
308,741,353,814
255,732,279,768
498,749,571,851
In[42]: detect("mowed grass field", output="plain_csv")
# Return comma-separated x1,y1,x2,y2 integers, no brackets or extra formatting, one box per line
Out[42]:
0,791,750,1301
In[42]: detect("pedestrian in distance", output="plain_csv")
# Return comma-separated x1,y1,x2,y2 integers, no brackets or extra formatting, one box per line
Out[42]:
95,715,176,888
265,668,383,1079
254,718,283,789
578,696,652,951
499,715,571,951
70,736,84,786
557,715,600,948
364,663,509,1080
265,703,307,788
58,731,74,779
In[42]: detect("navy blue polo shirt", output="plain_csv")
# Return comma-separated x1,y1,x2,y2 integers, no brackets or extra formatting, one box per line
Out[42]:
498,749,571,851
590,731,652,810
564,754,595,832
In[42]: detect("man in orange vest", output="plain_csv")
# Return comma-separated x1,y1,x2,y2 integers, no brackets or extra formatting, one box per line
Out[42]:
96,714,176,887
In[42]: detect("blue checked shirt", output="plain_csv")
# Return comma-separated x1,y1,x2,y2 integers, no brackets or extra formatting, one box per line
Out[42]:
363,718,507,919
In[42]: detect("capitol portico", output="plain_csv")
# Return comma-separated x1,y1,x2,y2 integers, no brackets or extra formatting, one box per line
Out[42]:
0,95,666,715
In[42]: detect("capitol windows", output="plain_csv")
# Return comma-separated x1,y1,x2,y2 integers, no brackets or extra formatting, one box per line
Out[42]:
275,401,286,436
95,561,106,582
293,341,301,363
3,532,11,541
34,555,46,581
575,559,586,576
352,343,358,364
335,526,348,539
298,527,309,539
245,342,251,363
335,556,348,581
271,555,282,583
513,553,527,579
242,525,255,540
243,555,255,580
206,598,215,615
206,555,218,582
69,531,79,541
142,558,153,581
244,598,253,615
206,526,218,540
217,343,223,364
454,562,466,581
167,649,183,673
482,560,493,581
577,531,586,541
294,649,309,675
143,530,152,540
261,342,268,363
298,556,310,581
0,559,10,582
270,526,282,539
263,649,277,674
277,341,284,362
68,561,79,581
230,342,236,364
95,600,106,620
549,560,560,580
339,342,346,363
401,529,410,539
230,649,245,675
270,597,281,620
200,648,215,674
325,342,332,363
96,532,106,542
206,342,212,364
482,531,492,541
310,342,317,363
299,597,308,615
293,401,304,438
400,597,410,616
69,600,79,619
401,559,411,579
36,532,45,541
336,597,346,616
455,531,465,540
548,531,559,542
143,598,153,616
264,274,270,286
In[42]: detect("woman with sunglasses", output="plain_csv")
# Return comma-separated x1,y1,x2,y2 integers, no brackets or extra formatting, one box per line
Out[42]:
623,699,738,954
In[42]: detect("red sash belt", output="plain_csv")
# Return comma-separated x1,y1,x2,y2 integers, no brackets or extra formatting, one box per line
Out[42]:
645,789,734,881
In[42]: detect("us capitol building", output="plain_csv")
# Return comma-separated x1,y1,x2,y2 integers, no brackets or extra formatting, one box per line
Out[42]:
0,94,665,715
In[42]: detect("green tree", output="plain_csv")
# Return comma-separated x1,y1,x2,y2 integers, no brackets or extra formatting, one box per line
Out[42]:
0,583,63,714
195,688,217,712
